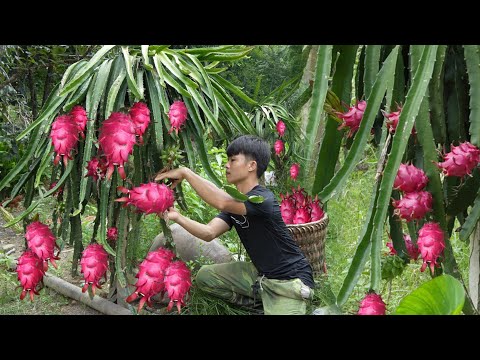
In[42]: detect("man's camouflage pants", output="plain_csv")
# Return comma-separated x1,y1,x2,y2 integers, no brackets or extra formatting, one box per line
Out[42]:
195,261,314,315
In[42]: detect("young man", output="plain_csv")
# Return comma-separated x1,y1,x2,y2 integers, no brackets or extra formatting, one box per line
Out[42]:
155,135,314,315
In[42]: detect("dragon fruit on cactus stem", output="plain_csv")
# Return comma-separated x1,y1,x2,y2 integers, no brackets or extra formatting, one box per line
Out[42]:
417,222,445,273
80,244,109,296
436,141,480,177
381,105,402,134
69,105,88,139
274,139,284,156
392,191,433,222
126,248,175,312
50,114,79,167
164,260,192,314
276,120,286,137
25,221,60,271
16,250,45,301
357,292,386,315
393,163,429,193
290,163,300,181
129,102,151,145
98,112,137,180
116,182,175,215
403,234,420,261
168,100,188,135
85,157,102,181
336,100,366,138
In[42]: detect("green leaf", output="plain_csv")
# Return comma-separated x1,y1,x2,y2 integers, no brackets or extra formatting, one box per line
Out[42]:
59,45,116,96
459,188,480,241
156,52,198,89
464,45,480,146
212,74,257,105
395,275,465,315
224,185,249,201
188,125,222,187
121,46,143,100
247,195,264,204
62,74,93,112
105,66,127,119
363,45,381,98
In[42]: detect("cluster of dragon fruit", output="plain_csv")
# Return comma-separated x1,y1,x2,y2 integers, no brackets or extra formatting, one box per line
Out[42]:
272,119,301,184
357,105,480,315
279,186,325,225
16,99,193,312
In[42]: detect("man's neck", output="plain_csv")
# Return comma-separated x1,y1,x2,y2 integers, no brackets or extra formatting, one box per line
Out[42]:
236,178,259,194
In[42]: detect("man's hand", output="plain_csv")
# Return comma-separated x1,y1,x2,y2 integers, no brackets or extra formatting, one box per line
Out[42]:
154,168,187,189
161,206,180,222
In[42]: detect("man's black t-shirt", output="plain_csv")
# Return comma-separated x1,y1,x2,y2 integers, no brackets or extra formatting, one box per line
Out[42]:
216,185,314,289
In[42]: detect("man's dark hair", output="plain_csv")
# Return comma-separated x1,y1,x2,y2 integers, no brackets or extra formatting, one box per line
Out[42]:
226,135,271,178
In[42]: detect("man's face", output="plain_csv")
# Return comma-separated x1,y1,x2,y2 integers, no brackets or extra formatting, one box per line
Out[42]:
225,153,254,184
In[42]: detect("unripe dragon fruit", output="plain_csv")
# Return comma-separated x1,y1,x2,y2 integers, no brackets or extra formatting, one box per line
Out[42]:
164,260,192,314
392,191,433,222
437,141,480,177
69,105,88,139
280,193,295,224
417,222,445,273
25,221,60,271
107,227,118,241
394,163,429,193
337,100,366,138
357,292,386,315
290,163,300,181
98,112,137,180
116,182,175,215
293,200,311,224
129,102,151,145
168,100,188,135
310,195,324,221
276,120,286,137
80,243,109,296
50,114,79,166
126,248,176,312
274,139,284,156
16,250,45,301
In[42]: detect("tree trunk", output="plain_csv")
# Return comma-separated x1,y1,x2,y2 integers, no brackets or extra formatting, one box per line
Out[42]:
469,223,480,311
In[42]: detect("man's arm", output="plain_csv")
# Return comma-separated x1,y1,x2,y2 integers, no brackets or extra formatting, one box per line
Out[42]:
173,214,231,242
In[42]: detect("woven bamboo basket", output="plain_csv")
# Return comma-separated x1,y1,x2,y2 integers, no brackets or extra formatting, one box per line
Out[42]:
286,214,329,275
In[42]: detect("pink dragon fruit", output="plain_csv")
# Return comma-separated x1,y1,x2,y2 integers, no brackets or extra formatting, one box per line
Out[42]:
164,260,192,314
310,195,324,221
357,292,386,315
437,141,480,177
382,105,402,134
116,182,175,215
417,222,445,273
276,120,286,137
129,102,151,145
274,139,284,156
107,227,118,241
392,191,433,222
291,185,307,206
337,100,366,138
16,250,45,301
25,221,60,271
280,193,295,224
126,248,175,312
85,157,105,181
290,163,300,181
69,105,88,139
80,243,109,296
168,100,188,135
403,234,420,261
393,163,429,193
98,112,137,180
386,241,397,255
293,200,311,224
49,182,63,198
50,114,79,166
